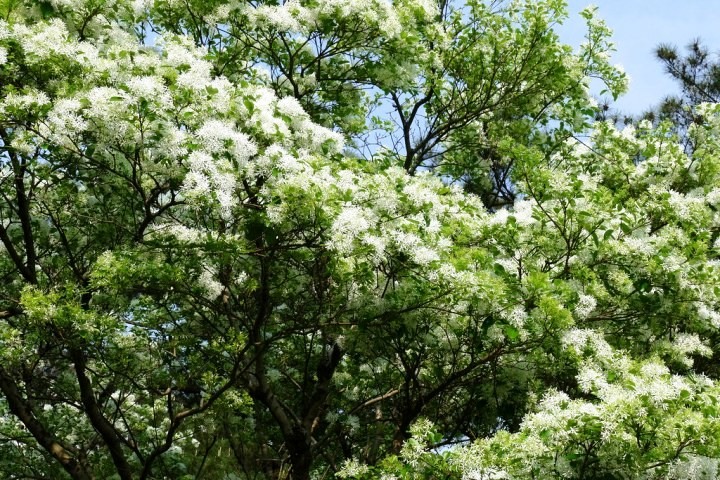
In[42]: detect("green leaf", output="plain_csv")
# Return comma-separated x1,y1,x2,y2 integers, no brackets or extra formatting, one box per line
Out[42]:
38,1,54,17
504,325,519,340
634,278,652,293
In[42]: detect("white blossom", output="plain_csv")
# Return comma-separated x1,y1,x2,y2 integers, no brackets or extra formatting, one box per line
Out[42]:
574,294,596,319
198,269,224,299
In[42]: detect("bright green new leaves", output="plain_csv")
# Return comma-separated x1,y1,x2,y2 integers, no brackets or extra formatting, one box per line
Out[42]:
149,0,627,188
0,1,717,480
342,110,720,479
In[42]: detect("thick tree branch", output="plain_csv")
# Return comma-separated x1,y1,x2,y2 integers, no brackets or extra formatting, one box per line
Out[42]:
0,367,93,480
70,350,133,480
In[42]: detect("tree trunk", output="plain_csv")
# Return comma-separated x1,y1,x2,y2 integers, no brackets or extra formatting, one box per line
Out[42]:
287,426,313,480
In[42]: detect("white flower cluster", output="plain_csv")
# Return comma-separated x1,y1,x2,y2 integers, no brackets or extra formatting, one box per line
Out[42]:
330,205,374,254
663,455,720,480
183,152,236,212
13,19,75,62
198,266,225,300
452,351,720,478
666,333,712,368
500,304,528,339
4,16,356,229
573,294,596,319
696,303,720,328
562,328,614,362
181,120,258,211
337,458,370,478
41,99,88,150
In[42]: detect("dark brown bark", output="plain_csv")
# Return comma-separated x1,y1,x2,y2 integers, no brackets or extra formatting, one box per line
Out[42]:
0,129,37,283
0,367,94,480
71,350,134,480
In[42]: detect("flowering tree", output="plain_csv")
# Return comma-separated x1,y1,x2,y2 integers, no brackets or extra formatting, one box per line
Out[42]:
340,113,720,479
1,1,719,479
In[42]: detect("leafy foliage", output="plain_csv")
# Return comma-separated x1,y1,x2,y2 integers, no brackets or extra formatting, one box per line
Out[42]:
0,1,718,480
637,39,720,152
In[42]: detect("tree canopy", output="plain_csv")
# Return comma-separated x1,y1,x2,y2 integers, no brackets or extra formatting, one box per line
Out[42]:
1,1,719,479
638,39,720,153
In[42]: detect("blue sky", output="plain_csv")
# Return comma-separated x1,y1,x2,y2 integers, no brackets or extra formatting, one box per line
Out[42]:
558,1,720,115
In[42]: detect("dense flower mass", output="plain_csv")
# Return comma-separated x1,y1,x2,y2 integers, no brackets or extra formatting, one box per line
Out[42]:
0,0,718,479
